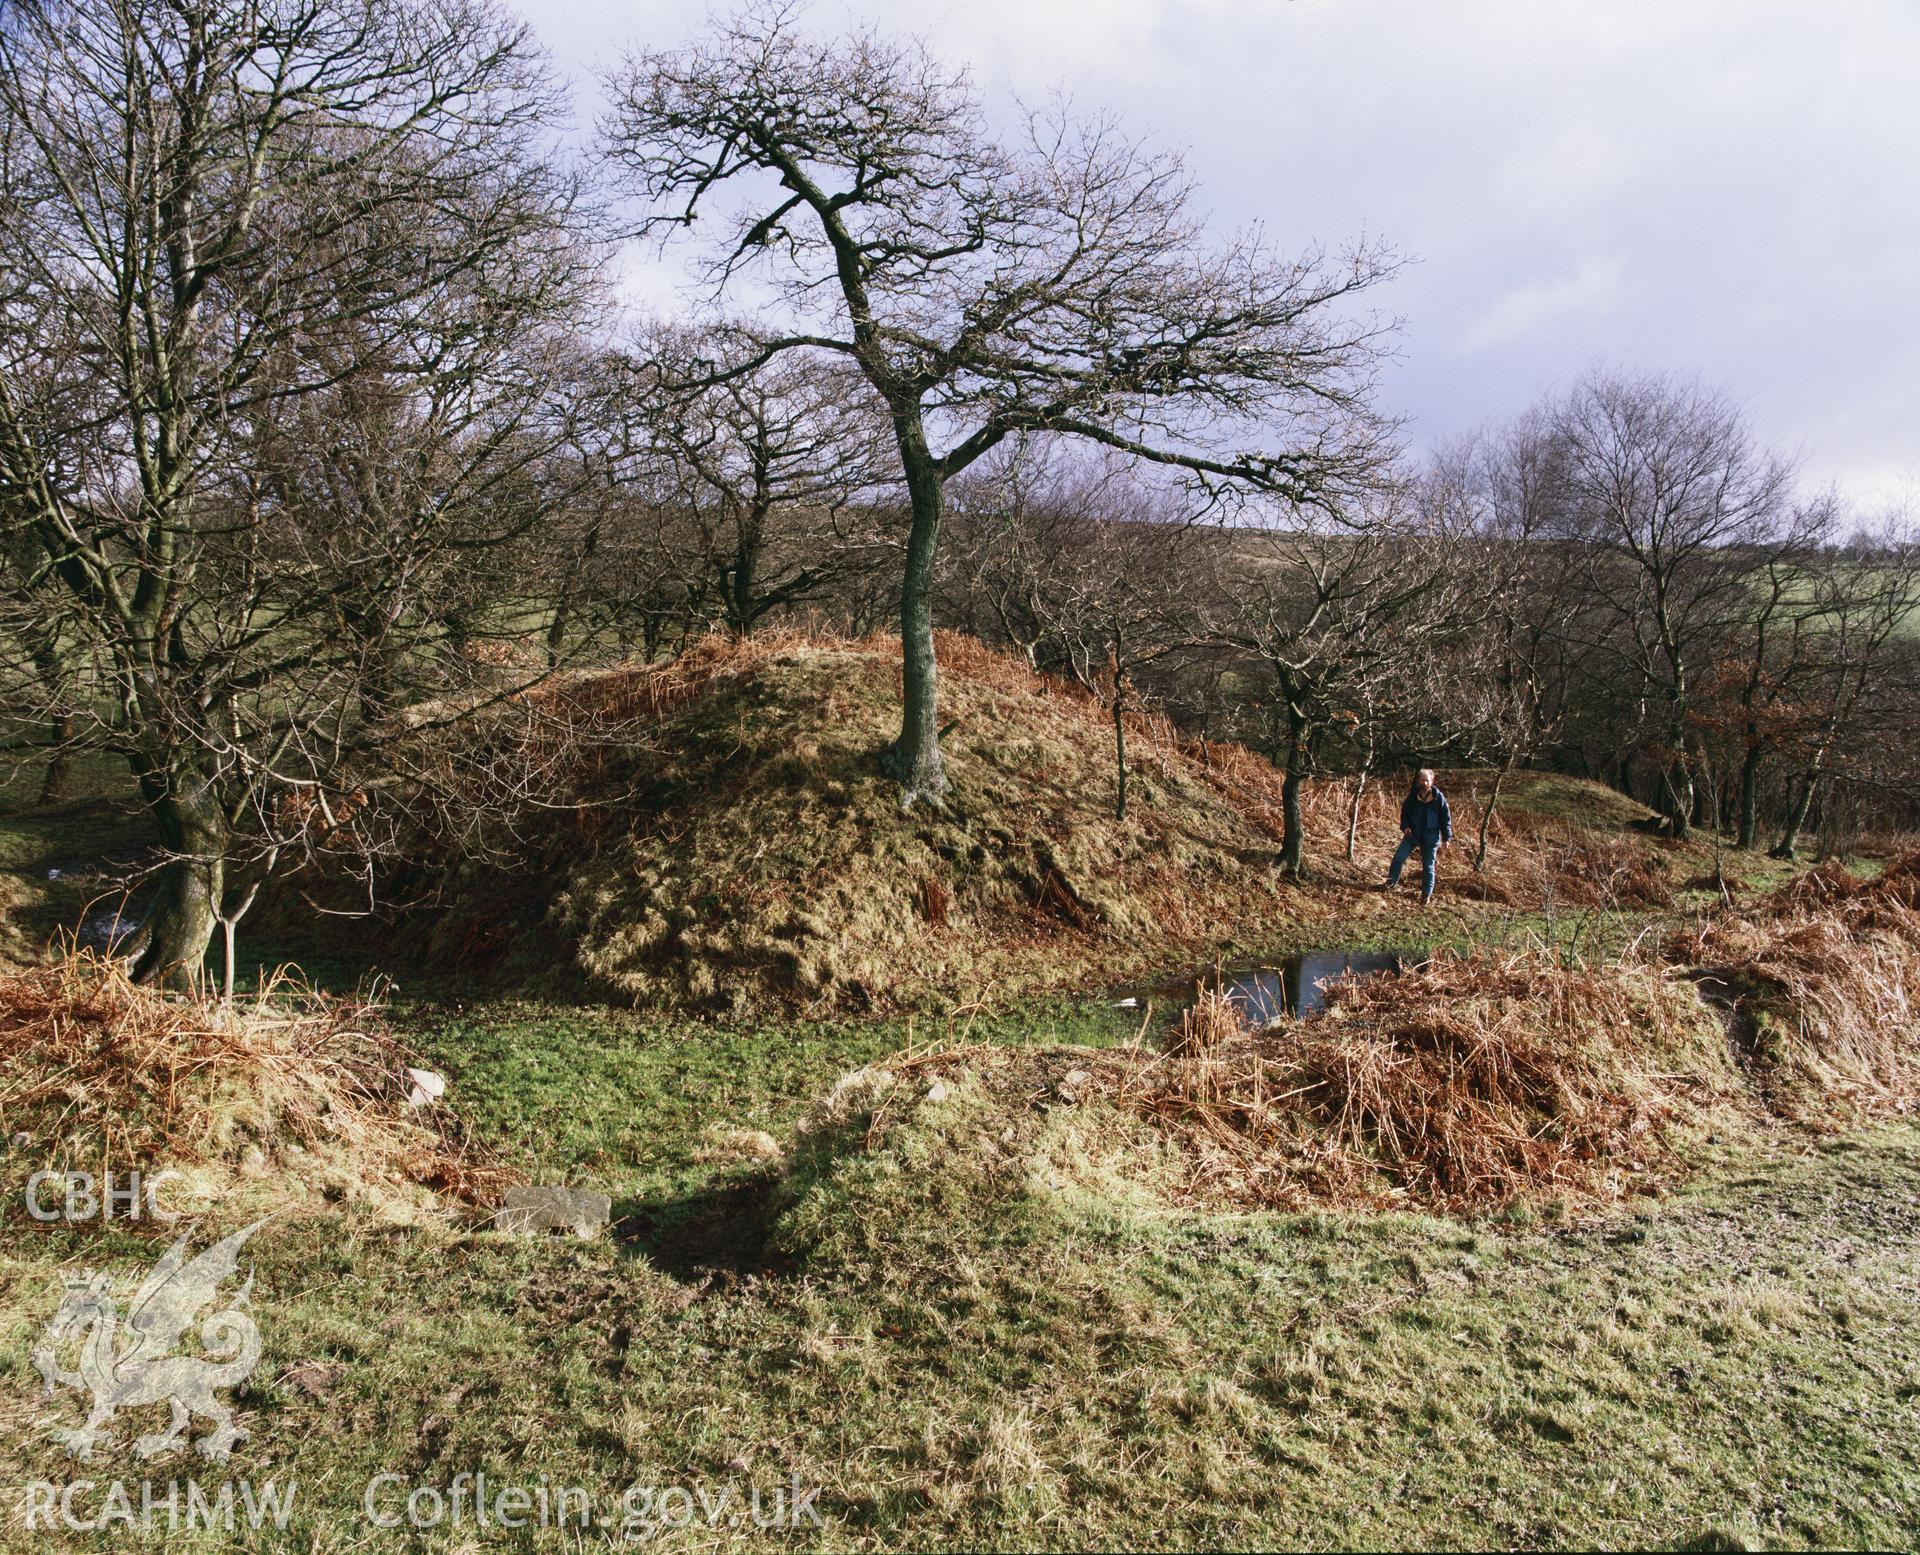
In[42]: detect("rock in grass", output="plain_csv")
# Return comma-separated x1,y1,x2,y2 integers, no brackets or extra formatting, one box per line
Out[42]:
493,1185,611,1239
404,1067,446,1107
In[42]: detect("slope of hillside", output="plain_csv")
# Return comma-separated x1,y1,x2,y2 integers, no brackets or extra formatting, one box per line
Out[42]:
478,631,1304,1011
0,631,1773,1006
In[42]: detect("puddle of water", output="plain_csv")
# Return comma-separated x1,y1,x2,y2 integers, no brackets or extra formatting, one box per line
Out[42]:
1122,949,1419,1025
77,906,143,952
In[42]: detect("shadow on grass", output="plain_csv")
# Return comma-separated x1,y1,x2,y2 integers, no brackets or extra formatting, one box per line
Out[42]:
614,1169,792,1284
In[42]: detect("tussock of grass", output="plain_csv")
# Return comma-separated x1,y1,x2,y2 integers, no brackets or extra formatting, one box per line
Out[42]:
0,954,512,1211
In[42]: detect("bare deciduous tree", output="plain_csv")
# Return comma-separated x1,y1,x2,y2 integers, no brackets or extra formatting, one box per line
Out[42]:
1213,491,1472,877
0,0,594,986
622,328,895,636
943,441,1206,821
1546,371,1794,838
601,4,1397,803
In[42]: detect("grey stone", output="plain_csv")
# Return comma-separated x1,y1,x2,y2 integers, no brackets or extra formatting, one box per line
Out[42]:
493,1185,612,1239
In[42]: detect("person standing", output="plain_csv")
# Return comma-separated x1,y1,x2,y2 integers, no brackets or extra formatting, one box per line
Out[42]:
1384,768,1452,904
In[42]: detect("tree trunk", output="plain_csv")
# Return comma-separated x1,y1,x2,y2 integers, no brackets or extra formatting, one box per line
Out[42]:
1690,741,1714,829
1475,759,1512,872
216,880,264,1006
1736,743,1764,849
126,770,228,993
1772,770,1817,860
1276,706,1310,878
726,497,768,638
38,713,73,807
1111,674,1129,824
882,414,950,803
1660,755,1693,839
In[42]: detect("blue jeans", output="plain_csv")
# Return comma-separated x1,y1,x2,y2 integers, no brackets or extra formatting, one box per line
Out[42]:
1388,835,1438,899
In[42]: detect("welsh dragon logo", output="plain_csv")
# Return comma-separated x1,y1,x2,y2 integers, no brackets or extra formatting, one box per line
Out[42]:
30,1217,270,1462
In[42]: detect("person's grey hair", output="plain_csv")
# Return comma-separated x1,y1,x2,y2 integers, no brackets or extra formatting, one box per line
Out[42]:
1418,767,1436,787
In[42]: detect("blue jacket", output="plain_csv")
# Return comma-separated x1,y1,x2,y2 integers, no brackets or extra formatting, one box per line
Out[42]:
1401,786,1452,847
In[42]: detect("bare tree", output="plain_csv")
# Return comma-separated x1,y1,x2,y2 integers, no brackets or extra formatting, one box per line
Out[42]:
1766,523,1920,858
944,441,1205,821
1684,499,1836,848
0,0,594,987
1212,490,1471,877
1424,420,1581,869
620,328,895,636
1546,371,1794,838
601,4,1397,803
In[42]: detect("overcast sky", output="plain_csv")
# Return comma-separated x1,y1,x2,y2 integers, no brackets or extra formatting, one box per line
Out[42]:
537,0,1920,511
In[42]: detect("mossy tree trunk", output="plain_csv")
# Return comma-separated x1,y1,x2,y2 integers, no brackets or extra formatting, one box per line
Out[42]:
1736,740,1765,849
38,712,73,807
126,763,229,992
882,412,950,804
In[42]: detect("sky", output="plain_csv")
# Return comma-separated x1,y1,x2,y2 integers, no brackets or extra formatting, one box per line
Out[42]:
535,0,1920,511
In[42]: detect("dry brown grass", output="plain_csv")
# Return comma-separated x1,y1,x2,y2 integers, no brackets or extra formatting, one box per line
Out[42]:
1165,984,1252,1065
0,953,513,1206
1125,949,1742,1211
1668,851,1920,1118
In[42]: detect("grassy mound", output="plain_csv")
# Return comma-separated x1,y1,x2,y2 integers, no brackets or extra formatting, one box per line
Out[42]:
0,956,511,1217
768,860,1920,1237
764,962,1742,1259
417,631,1727,1012
767,1044,1166,1278
445,630,1307,1011
1132,954,1745,1210
1670,851,1920,1118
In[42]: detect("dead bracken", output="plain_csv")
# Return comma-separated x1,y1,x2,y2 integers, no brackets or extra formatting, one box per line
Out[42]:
0,952,514,1209
1125,950,1745,1211
783,855,1920,1219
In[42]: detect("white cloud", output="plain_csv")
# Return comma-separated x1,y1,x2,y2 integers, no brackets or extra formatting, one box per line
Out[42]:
1457,259,1624,355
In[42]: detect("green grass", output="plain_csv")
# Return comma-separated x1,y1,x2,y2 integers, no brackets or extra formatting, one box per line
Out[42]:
405,997,1134,1193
